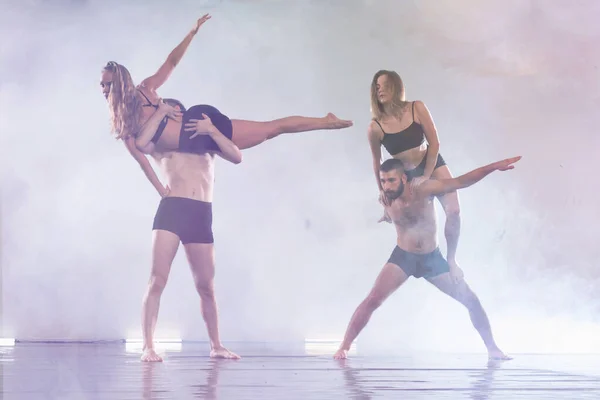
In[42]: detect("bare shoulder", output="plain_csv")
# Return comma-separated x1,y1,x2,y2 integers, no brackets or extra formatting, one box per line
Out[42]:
412,100,432,124
133,83,150,103
413,100,429,114
367,119,383,139
136,81,158,100
137,79,151,91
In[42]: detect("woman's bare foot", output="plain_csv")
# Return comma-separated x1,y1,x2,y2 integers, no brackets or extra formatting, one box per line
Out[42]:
488,348,512,361
325,113,353,129
333,348,349,360
141,348,163,362
210,346,240,359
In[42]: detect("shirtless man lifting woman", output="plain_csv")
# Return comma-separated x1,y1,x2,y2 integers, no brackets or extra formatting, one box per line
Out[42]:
333,156,520,360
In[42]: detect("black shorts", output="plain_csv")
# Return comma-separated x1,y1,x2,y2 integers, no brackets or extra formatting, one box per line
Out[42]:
179,104,233,155
387,246,449,279
152,197,214,244
405,151,447,181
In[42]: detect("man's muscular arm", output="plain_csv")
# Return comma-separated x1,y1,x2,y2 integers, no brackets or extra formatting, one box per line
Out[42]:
417,156,522,198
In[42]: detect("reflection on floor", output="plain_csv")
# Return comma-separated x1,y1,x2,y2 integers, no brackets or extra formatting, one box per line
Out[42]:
1,341,600,399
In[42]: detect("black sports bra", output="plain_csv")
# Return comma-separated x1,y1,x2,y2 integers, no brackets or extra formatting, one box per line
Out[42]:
376,102,425,156
138,89,169,144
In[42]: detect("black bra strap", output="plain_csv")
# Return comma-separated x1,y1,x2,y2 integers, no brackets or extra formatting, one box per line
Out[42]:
151,116,169,143
138,89,157,108
373,119,386,134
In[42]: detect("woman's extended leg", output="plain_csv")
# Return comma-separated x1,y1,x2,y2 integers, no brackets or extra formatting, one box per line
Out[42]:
230,113,352,150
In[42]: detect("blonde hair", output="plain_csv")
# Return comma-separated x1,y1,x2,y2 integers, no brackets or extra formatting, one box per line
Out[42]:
370,70,410,121
103,61,140,140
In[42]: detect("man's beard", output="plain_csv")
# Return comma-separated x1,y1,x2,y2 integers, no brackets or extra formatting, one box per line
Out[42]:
385,181,405,201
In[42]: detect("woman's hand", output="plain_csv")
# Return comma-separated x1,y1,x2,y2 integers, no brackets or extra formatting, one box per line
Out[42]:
192,14,211,35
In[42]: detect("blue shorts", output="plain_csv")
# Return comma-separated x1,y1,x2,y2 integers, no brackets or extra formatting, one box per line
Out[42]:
387,246,449,279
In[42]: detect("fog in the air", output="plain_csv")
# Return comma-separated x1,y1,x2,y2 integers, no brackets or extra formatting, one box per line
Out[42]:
1,0,599,355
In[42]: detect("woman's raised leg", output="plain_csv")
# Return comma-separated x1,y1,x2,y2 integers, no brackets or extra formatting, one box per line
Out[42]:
230,113,352,150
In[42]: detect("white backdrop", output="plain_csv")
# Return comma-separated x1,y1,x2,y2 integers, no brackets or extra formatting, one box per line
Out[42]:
1,0,599,354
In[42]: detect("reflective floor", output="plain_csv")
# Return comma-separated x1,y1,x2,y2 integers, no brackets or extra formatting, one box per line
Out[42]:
1,342,600,399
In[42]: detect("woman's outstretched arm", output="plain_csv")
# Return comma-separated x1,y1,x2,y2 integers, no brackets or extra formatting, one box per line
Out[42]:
139,14,211,92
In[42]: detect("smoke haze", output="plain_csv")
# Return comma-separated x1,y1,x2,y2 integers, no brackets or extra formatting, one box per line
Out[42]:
1,0,599,354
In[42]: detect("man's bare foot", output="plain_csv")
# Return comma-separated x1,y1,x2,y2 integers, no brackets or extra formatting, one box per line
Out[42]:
141,348,163,362
325,113,353,129
333,348,349,360
488,349,512,361
210,346,240,359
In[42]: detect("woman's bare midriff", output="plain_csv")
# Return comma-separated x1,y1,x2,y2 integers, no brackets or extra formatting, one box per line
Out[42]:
151,151,215,202
377,110,428,170
391,142,428,170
